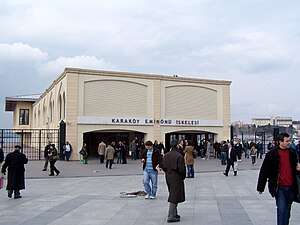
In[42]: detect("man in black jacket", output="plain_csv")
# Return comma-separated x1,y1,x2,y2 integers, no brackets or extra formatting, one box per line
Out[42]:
257,133,300,225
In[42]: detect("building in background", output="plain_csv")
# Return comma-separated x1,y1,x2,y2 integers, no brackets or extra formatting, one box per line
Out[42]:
252,116,292,127
5,68,231,160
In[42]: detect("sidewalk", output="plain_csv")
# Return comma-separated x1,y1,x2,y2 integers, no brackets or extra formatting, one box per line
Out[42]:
1,157,300,225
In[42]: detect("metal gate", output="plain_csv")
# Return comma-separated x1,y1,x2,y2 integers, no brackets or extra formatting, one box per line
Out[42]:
0,129,59,160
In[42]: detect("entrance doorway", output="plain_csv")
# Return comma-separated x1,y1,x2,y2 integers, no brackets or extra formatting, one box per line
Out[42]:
83,130,144,158
165,131,215,154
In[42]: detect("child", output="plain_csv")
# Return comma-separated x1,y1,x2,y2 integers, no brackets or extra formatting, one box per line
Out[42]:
250,145,257,165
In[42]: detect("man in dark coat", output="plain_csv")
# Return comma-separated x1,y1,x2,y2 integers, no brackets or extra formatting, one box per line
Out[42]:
1,145,28,199
161,139,186,223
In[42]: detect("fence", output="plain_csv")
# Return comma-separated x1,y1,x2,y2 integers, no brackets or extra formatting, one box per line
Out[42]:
0,129,59,160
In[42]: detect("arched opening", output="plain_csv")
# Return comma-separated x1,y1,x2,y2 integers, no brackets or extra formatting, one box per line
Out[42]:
82,129,145,158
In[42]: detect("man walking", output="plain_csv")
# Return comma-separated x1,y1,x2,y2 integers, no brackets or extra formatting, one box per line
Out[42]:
257,133,300,225
105,142,115,169
141,140,162,199
42,141,51,171
161,139,186,223
1,145,28,199
223,142,237,176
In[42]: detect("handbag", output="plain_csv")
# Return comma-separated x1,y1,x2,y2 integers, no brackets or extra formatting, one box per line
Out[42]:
0,177,4,189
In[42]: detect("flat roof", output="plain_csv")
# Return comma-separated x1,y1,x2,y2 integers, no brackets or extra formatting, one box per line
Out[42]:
5,94,40,111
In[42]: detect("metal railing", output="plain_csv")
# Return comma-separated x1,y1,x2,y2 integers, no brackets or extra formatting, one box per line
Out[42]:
0,129,59,160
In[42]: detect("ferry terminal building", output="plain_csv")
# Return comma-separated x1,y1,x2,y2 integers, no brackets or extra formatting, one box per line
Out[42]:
5,68,231,160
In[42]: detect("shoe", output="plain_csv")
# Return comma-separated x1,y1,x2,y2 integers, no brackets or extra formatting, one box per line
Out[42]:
56,171,60,176
149,195,156,199
145,194,150,199
234,171,237,176
8,190,13,198
175,215,181,219
14,193,22,199
49,174,54,176
167,217,180,223
223,172,228,177
42,169,47,171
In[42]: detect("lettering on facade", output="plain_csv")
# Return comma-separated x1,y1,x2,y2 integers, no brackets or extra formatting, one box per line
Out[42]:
112,118,140,124
78,116,222,127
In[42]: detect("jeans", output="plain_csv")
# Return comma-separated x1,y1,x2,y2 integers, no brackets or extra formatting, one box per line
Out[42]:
116,152,122,164
131,151,136,160
275,186,294,225
251,155,256,164
220,152,227,165
187,165,194,178
65,151,71,161
43,156,49,170
143,168,158,197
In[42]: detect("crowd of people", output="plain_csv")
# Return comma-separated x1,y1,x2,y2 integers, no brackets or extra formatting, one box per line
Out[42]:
1,133,300,224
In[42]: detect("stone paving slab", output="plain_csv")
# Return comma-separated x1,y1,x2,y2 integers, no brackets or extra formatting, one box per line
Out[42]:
1,157,300,225
1,170,300,225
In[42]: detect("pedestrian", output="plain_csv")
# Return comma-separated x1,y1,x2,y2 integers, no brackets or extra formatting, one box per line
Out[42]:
98,141,106,164
161,139,185,223
206,140,212,160
115,141,122,164
223,142,237,176
105,142,115,169
220,141,228,165
1,145,28,199
0,147,4,165
250,145,257,165
129,139,137,160
235,139,243,161
257,132,300,225
48,144,60,176
63,141,73,161
184,140,195,178
141,140,162,199
79,143,88,164
42,141,51,171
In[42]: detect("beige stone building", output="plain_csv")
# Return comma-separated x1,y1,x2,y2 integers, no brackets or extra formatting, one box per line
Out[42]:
5,68,231,160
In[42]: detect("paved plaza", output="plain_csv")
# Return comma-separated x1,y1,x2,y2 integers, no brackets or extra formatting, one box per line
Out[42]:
1,157,300,225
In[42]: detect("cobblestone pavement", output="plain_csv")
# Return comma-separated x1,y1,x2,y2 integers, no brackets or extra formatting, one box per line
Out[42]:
1,157,300,225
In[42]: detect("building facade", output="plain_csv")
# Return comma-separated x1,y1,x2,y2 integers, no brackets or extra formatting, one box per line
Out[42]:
6,68,231,160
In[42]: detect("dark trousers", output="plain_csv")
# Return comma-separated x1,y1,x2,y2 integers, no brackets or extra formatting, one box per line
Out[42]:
224,158,235,175
99,155,105,164
50,160,59,175
106,159,113,169
65,151,71,161
43,156,49,170
168,203,178,220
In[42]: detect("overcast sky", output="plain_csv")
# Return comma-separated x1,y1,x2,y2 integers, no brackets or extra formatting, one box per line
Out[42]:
1,0,300,128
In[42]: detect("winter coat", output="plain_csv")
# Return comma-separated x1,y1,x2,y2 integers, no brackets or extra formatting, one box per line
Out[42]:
161,148,186,204
98,142,106,155
105,145,115,160
141,147,162,171
1,150,28,190
184,146,194,165
257,148,298,197
49,148,59,162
